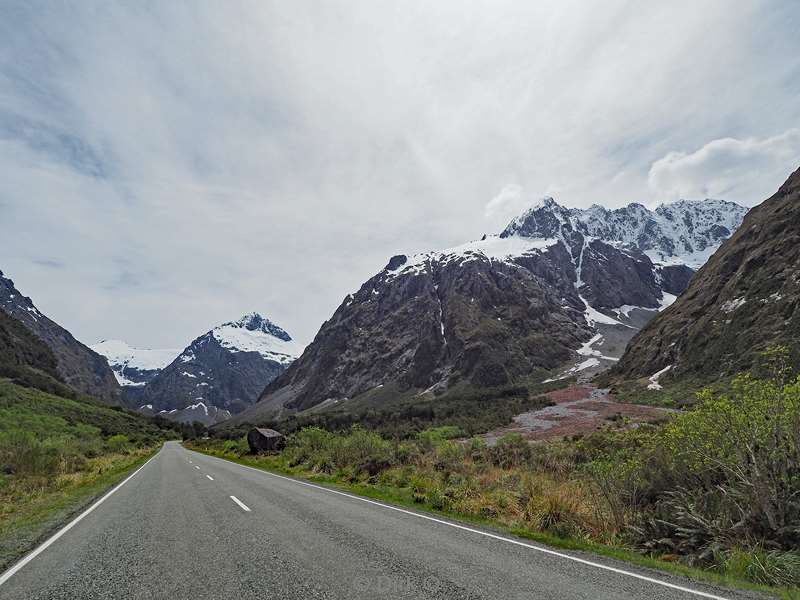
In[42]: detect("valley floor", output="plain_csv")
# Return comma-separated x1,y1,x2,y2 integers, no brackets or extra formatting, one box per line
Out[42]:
482,384,671,444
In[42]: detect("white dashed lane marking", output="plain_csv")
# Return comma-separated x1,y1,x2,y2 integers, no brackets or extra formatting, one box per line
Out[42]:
229,496,251,512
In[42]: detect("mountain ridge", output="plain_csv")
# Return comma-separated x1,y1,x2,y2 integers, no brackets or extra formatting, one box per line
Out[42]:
0,269,121,403
225,196,747,427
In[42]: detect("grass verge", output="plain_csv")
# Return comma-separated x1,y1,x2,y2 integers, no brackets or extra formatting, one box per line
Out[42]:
186,444,795,600
0,445,159,572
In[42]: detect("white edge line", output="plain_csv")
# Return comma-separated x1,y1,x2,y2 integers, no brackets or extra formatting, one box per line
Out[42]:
196,450,731,600
229,495,251,512
0,449,160,588
206,475,214,481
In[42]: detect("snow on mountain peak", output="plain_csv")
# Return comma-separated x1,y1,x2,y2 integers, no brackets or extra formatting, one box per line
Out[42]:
384,235,559,280
223,312,292,341
91,340,180,371
501,196,747,268
211,313,302,365
90,339,181,386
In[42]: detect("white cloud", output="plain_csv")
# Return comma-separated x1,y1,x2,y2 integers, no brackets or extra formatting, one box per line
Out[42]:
648,129,800,204
484,184,524,221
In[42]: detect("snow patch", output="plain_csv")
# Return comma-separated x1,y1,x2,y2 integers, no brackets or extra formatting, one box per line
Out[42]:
720,297,746,313
577,334,619,361
647,365,672,390
659,292,678,311
91,339,180,371
386,235,558,279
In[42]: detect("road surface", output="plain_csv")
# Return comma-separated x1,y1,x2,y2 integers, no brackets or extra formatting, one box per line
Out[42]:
0,441,764,599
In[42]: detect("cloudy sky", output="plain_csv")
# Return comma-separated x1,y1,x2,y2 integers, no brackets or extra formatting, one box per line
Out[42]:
1,1,799,350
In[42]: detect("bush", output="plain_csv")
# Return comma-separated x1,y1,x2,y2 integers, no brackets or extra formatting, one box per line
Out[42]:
593,373,800,562
106,434,130,454
416,426,465,451
526,488,584,537
222,437,249,456
286,426,393,476
490,433,531,468
0,431,60,476
433,441,464,471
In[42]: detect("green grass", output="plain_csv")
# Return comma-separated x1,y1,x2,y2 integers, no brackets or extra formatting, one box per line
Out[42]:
188,444,797,599
0,379,171,571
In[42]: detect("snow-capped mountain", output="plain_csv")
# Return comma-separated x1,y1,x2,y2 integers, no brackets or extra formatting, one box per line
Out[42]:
228,196,747,427
138,313,302,425
0,269,120,402
90,340,180,387
205,312,302,366
502,197,747,268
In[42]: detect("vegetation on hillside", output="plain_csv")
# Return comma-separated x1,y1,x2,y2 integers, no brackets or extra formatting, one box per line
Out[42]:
0,379,173,569
191,351,800,593
218,380,562,440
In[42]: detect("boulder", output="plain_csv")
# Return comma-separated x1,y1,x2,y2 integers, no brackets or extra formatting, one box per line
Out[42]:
247,427,286,453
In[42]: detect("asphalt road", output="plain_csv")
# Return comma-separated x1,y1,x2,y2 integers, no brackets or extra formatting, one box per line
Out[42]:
0,441,766,600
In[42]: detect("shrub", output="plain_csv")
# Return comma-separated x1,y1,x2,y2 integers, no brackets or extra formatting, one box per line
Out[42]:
598,373,800,561
721,547,800,588
433,441,464,471
222,438,249,455
416,426,464,451
526,488,584,537
490,433,531,468
106,434,131,454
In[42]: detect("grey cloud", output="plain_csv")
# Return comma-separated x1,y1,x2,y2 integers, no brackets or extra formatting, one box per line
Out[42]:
32,258,65,269
0,1,798,349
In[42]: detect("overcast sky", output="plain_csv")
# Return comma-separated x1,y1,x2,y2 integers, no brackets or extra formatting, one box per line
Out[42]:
1,1,799,350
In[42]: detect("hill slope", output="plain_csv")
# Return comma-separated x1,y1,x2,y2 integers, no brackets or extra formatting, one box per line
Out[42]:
230,197,746,426
612,167,800,384
0,270,120,403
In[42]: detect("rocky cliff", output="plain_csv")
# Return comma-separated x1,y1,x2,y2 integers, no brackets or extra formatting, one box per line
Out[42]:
612,167,800,384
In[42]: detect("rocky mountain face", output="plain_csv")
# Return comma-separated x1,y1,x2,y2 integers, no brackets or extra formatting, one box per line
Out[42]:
229,197,747,426
90,340,180,388
0,270,121,403
612,167,800,385
0,309,61,381
131,313,301,425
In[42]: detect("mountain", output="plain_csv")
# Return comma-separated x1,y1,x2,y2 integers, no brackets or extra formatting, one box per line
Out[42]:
136,313,302,425
0,308,70,395
90,340,180,387
503,197,746,269
612,167,800,385
228,197,746,426
0,270,121,403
